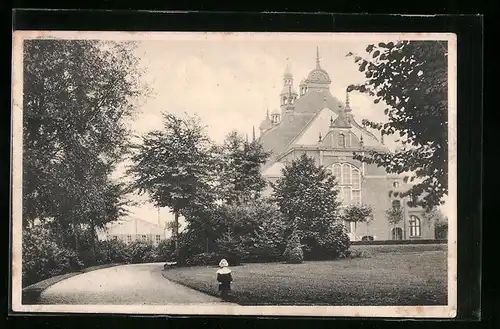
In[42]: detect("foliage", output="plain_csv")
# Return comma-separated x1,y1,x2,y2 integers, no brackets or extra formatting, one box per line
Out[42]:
340,203,374,233
126,240,157,264
96,239,129,264
272,154,341,233
215,232,245,266
156,238,177,262
347,40,448,210
22,226,84,287
301,223,351,260
217,131,271,204
22,39,145,258
422,208,448,240
386,206,404,226
127,112,219,257
184,253,221,267
435,221,448,239
345,249,372,259
283,231,303,264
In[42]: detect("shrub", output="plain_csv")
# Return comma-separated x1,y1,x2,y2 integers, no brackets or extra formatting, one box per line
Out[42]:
435,221,448,239
97,239,129,264
126,240,156,264
317,223,351,259
216,232,245,266
345,249,371,259
283,231,303,264
22,226,83,287
157,238,176,262
184,252,220,266
287,246,304,264
302,223,351,260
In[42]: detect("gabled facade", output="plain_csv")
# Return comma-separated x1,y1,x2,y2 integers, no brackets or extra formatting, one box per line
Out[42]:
257,47,433,241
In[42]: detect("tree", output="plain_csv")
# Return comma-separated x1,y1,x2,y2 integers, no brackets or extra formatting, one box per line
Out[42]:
340,204,374,233
272,154,341,234
127,112,218,258
386,206,404,228
272,154,345,259
22,40,146,252
283,230,303,264
217,131,270,205
347,40,448,210
422,208,448,239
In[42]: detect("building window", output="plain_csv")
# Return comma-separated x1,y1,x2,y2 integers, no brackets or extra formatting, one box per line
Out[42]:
155,235,161,244
393,181,400,188
141,235,147,241
338,134,346,148
127,235,132,243
409,215,421,237
392,227,403,240
392,200,401,209
331,163,362,205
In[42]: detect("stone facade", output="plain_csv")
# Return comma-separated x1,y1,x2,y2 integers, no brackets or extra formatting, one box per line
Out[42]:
257,47,432,241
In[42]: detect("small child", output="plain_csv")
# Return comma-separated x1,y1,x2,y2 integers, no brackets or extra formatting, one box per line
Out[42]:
216,259,232,300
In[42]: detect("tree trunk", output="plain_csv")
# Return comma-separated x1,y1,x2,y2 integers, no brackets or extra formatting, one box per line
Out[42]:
174,210,179,259
90,219,97,264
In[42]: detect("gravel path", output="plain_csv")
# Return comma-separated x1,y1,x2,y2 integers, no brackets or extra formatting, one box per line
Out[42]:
38,263,224,305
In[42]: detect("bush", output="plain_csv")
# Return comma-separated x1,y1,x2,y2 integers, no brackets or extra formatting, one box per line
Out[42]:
287,246,304,264
22,226,84,287
216,232,245,266
157,238,176,262
184,252,220,266
345,249,371,259
126,240,157,264
435,222,448,239
97,239,129,264
283,231,303,264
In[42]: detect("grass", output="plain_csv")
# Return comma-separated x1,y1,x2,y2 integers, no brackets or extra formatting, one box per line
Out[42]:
162,246,448,306
22,263,123,304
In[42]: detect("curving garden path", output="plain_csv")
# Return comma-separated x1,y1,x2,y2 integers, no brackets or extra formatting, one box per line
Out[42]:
38,263,224,305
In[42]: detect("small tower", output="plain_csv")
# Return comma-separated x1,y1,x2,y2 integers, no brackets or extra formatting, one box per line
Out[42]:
271,108,281,125
280,59,298,113
299,78,307,96
252,125,256,141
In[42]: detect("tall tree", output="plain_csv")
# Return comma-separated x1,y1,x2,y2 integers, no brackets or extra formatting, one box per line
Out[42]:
22,39,145,249
347,40,448,210
272,154,341,238
127,112,218,257
217,131,270,205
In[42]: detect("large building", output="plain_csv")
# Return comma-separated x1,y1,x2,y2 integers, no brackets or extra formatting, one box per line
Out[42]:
102,217,169,247
257,47,434,241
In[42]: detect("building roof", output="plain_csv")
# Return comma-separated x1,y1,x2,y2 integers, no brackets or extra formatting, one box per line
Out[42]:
258,89,345,163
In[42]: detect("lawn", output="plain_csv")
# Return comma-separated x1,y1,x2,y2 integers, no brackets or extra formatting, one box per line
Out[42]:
161,247,448,306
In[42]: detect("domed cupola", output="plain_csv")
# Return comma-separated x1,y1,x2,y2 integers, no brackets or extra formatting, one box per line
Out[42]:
305,47,332,85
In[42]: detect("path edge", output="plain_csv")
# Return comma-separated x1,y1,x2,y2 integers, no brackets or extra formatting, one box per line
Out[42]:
160,269,241,305
21,263,124,304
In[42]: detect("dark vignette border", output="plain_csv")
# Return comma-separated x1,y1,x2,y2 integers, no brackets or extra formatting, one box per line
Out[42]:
8,9,483,328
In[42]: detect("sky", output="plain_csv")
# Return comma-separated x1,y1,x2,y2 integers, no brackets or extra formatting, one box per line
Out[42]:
109,33,452,226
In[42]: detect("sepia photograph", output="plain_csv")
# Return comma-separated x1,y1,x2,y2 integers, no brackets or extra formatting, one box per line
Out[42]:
11,31,457,317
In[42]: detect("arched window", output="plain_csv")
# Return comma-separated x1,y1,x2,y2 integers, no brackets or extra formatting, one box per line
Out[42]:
282,96,287,105
392,200,401,209
330,163,361,205
409,215,421,237
338,134,346,148
392,227,403,240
